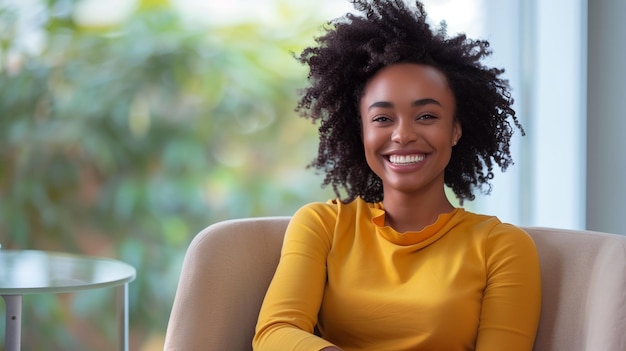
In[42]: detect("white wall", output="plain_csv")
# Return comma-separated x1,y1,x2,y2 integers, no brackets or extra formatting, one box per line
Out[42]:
587,0,626,235
471,0,588,230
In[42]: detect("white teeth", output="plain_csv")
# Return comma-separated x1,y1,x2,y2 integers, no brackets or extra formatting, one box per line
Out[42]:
389,154,425,164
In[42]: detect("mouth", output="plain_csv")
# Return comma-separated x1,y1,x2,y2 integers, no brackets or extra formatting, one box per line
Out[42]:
387,154,426,165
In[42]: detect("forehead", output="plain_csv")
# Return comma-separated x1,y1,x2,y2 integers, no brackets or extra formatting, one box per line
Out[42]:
361,63,454,103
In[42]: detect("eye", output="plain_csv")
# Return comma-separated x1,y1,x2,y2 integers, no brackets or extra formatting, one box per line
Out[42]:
417,114,437,121
372,115,392,123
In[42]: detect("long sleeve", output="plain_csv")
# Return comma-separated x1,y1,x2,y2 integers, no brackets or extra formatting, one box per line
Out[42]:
475,224,542,350
253,203,338,351
253,198,542,351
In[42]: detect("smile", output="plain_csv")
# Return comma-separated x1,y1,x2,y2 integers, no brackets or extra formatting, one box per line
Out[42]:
388,154,425,165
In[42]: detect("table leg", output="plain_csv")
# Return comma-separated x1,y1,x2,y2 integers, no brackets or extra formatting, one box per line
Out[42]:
2,295,22,351
116,284,129,351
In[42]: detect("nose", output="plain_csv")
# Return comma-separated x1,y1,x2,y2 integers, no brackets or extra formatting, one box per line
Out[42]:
391,120,418,145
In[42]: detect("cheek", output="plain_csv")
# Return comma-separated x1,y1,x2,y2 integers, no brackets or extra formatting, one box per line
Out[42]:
430,125,457,145
361,130,381,167
361,128,379,153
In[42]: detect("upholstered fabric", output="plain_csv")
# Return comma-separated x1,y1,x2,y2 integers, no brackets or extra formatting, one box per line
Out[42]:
528,227,626,351
163,217,626,351
164,217,289,351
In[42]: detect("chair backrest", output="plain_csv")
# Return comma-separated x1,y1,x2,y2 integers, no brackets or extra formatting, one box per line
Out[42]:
163,218,626,351
524,226,626,351
164,217,289,351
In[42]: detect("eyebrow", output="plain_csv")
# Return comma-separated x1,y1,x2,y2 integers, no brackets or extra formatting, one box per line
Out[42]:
367,98,442,111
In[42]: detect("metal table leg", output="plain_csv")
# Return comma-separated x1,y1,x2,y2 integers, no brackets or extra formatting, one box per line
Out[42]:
116,284,129,351
2,295,22,351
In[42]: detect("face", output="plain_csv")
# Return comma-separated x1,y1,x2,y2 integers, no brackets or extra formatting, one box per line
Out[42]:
359,63,461,197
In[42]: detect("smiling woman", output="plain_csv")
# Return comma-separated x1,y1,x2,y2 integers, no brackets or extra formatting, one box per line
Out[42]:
359,63,461,230
252,1,540,350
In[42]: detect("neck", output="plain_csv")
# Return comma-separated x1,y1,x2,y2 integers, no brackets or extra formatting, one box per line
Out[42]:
382,188,455,233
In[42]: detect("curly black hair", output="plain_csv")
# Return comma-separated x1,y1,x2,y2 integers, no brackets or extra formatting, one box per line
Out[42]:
296,0,524,204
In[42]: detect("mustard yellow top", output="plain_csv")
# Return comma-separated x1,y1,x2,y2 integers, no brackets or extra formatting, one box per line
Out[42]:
254,198,541,351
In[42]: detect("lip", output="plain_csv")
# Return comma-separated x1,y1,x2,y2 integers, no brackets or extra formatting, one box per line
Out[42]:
383,150,429,158
383,151,429,172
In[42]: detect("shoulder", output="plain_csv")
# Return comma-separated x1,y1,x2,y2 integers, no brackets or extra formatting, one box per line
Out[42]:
458,211,531,239
455,210,537,254
289,197,375,237
286,200,341,242
487,221,536,251
291,199,339,222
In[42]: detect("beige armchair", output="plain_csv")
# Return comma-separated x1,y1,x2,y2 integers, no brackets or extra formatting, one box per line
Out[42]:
163,217,626,351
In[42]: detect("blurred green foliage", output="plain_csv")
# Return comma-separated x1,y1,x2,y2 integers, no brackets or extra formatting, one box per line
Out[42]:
0,0,334,349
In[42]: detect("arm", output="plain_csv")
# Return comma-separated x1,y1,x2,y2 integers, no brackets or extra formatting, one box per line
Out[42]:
253,203,339,351
475,224,542,351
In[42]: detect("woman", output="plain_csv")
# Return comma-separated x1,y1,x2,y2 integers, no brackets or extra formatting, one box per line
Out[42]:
253,1,541,350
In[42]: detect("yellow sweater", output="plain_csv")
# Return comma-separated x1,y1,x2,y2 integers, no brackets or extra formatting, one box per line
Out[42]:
254,198,541,351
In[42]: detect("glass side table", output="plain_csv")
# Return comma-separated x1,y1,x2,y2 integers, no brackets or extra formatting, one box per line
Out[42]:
0,250,136,351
